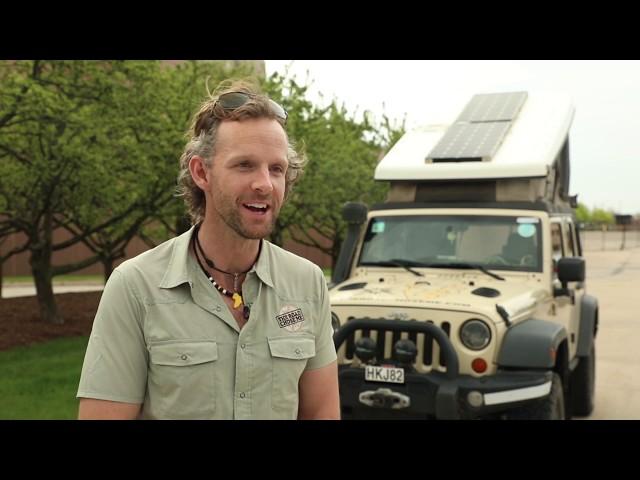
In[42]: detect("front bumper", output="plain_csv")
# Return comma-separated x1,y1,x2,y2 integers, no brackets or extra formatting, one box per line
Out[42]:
334,318,553,419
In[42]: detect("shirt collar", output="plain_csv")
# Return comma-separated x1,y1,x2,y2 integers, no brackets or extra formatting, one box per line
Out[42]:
159,225,274,289
252,240,274,288
159,225,196,289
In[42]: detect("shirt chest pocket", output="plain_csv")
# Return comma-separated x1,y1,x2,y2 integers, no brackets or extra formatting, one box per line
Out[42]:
148,341,219,419
267,335,315,417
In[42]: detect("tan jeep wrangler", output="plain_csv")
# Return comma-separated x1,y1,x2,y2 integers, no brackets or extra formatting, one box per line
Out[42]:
330,91,598,419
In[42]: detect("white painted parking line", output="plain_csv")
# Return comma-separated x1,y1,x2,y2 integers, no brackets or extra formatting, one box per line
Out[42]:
1,285,104,299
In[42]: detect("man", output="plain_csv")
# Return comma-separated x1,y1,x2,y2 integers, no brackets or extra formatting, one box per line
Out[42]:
77,81,340,419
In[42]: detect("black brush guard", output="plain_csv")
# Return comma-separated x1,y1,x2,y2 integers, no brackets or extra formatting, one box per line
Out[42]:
333,318,553,419
333,318,462,419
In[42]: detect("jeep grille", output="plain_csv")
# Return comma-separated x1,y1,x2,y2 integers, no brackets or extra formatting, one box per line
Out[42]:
341,319,452,373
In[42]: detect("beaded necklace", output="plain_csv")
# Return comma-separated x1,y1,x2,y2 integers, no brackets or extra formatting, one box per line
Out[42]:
192,226,258,320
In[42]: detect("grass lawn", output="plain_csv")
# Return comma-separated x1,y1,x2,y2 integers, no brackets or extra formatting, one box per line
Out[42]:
0,336,89,419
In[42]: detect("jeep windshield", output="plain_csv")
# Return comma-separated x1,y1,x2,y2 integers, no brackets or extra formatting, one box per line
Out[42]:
358,214,542,273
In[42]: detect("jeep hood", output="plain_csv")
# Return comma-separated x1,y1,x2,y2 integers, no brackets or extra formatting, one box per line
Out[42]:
330,273,547,323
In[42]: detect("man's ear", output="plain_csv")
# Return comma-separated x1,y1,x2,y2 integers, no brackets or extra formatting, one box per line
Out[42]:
189,155,209,190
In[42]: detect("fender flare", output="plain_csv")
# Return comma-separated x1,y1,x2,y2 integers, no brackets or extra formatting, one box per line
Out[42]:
497,318,568,369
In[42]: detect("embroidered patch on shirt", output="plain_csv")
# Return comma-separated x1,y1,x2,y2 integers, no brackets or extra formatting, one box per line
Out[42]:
276,305,305,332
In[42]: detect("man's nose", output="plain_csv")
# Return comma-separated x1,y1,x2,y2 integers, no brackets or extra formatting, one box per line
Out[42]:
251,166,274,194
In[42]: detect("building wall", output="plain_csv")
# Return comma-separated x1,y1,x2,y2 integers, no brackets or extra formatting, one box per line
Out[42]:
1,229,151,277
1,228,333,277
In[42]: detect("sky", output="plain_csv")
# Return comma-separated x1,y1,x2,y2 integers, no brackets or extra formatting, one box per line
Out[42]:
265,60,640,214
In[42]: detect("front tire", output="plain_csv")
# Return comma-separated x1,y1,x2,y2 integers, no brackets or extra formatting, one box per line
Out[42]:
570,343,596,416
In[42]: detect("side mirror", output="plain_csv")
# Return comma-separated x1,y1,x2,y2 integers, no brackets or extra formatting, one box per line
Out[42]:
554,257,585,299
557,257,585,283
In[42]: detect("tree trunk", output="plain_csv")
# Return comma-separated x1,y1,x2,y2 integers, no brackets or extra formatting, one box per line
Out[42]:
0,261,3,298
30,248,63,325
102,256,114,283
31,209,63,324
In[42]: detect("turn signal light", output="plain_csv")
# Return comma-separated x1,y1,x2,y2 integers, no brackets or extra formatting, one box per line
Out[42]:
471,358,487,373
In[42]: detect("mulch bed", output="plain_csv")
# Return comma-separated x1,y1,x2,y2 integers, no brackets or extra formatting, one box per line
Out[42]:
0,292,102,351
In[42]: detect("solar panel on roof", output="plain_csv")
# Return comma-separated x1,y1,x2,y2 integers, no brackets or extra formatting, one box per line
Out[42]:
457,92,527,122
428,122,512,162
426,92,528,163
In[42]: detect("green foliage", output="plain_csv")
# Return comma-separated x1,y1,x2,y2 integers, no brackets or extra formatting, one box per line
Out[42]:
575,202,615,226
0,336,89,419
0,62,150,239
57,61,189,266
591,208,615,225
575,203,590,223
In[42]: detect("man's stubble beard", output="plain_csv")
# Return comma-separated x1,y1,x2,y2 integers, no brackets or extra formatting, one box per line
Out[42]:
221,205,278,240
212,192,281,240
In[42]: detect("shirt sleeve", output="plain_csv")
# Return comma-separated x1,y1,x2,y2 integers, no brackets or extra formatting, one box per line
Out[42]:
305,266,337,370
77,268,148,404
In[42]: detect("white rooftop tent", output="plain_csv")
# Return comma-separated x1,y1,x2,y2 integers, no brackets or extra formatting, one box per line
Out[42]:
375,91,576,205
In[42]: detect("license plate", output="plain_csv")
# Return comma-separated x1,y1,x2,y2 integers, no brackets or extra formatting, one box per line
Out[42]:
365,365,405,384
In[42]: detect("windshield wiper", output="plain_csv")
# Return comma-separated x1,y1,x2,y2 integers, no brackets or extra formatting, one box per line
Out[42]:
360,259,426,277
423,262,505,281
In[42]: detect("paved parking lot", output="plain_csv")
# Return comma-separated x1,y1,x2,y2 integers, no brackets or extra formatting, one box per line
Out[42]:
580,247,640,419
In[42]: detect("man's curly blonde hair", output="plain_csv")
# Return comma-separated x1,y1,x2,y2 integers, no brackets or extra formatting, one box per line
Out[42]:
176,79,306,224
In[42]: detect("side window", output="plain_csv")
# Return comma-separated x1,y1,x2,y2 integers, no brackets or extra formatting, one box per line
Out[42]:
551,222,564,261
574,222,584,256
566,221,577,257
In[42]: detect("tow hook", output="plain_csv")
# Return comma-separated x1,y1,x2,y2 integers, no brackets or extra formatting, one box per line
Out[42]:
359,388,411,409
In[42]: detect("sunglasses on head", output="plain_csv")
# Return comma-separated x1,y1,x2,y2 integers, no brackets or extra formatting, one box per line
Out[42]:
215,91,288,124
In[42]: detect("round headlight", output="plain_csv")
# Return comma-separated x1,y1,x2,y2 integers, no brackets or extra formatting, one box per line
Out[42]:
460,319,491,350
331,312,341,334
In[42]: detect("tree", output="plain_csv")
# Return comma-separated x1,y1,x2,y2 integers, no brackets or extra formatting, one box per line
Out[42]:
575,203,590,224
0,60,131,323
591,208,615,226
574,202,618,228
0,62,164,322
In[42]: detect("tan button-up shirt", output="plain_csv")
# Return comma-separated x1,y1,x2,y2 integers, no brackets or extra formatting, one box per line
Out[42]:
77,226,336,419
